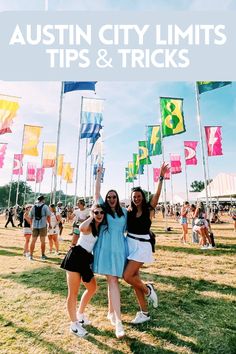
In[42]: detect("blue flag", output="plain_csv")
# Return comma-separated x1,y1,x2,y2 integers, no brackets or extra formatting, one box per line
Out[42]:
63,81,97,94
197,81,231,94
80,98,104,139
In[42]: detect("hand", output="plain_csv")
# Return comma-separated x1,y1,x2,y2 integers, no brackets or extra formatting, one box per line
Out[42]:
160,162,170,177
97,166,103,175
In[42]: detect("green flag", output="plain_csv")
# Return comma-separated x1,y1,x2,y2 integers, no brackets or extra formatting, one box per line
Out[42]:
160,97,185,138
197,81,231,94
125,166,133,183
138,141,151,165
147,125,162,156
133,153,139,175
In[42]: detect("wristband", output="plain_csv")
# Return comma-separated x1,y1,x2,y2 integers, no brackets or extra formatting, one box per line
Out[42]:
159,176,164,182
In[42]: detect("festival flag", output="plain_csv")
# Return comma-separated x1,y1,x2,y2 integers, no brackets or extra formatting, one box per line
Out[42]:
170,154,182,174
184,141,198,165
13,154,23,175
0,143,7,168
42,143,57,168
126,164,134,183
63,163,72,181
147,125,162,156
197,81,231,95
26,162,36,181
66,167,74,184
138,141,151,165
57,154,64,176
63,82,97,94
36,167,45,183
153,167,170,181
22,125,42,156
133,153,139,175
80,97,104,139
160,97,185,137
0,96,19,135
204,126,223,156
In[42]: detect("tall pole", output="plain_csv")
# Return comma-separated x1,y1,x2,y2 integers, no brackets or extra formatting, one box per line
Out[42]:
7,158,14,208
53,82,64,204
84,138,88,202
170,156,174,205
39,142,44,194
145,127,150,200
89,154,93,206
23,182,27,206
159,100,168,231
195,83,209,216
73,96,83,206
15,126,25,206
183,151,189,201
65,182,68,206
50,168,54,204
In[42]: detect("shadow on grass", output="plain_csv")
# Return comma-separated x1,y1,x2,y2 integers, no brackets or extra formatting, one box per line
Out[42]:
157,243,236,256
0,245,22,251
0,249,20,257
0,314,74,354
1,267,236,353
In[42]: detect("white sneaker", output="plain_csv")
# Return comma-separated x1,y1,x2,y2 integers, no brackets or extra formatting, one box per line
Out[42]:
115,320,125,339
107,312,116,326
131,311,150,324
207,244,213,249
147,283,158,308
77,313,91,326
70,322,88,337
201,245,208,250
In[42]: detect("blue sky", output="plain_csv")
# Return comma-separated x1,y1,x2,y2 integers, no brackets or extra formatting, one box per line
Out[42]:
0,1,235,202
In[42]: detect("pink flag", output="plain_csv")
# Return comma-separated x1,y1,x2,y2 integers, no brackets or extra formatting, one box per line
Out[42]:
205,126,223,156
153,167,170,181
0,143,7,168
36,167,45,183
26,162,36,181
170,154,182,174
184,141,198,165
13,154,23,175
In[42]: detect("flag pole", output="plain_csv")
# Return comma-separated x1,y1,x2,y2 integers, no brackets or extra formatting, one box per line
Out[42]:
50,168,54,204
15,125,25,207
65,182,68,206
84,138,88,202
170,154,174,205
195,83,209,215
183,148,189,201
39,142,44,194
73,96,83,207
145,127,150,200
89,154,93,205
159,100,168,231
7,157,14,208
52,82,64,204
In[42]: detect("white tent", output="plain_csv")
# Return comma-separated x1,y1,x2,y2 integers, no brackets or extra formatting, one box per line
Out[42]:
198,173,236,199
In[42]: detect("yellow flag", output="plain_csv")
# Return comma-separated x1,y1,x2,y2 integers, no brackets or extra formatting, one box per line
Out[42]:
0,97,20,134
57,154,64,176
22,125,42,156
67,167,74,183
42,143,57,168
63,163,71,181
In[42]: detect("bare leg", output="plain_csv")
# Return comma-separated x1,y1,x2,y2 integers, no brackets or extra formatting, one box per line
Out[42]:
66,271,81,322
40,236,46,255
52,234,59,252
78,277,97,314
30,237,37,256
106,275,121,321
24,234,31,254
123,260,148,312
48,235,53,252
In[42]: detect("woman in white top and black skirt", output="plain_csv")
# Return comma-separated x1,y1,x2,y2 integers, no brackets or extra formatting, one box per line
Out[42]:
123,162,169,325
61,204,105,337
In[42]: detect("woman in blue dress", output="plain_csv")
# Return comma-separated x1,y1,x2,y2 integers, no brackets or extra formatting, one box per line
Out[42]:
93,167,127,339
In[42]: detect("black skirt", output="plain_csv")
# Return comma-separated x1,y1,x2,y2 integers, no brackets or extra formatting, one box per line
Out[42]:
60,245,94,283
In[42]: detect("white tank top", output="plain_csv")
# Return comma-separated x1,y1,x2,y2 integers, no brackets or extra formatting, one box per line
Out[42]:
76,232,98,253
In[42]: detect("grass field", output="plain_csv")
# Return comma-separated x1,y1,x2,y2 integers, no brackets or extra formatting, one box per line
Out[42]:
0,214,235,354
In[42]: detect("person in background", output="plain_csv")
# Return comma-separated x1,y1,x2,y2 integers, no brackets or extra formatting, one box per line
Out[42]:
93,167,127,339
190,204,199,244
5,207,16,228
123,162,169,324
71,199,90,246
61,204,105,337
230,205,236,232
28,195,51,260
193,201,212,250
17,207,24,227
180,201,190,244
48,204,61,255
23,205,32,257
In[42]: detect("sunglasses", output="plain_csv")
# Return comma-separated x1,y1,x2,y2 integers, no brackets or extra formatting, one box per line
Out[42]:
93,211,104,215
107,196,117,200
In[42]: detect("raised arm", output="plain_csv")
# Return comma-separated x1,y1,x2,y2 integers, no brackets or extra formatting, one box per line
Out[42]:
94,167,102,202
150,162,169,209
79,213,94,234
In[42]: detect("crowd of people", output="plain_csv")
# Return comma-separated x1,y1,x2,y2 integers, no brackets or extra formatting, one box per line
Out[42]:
1,167,236,339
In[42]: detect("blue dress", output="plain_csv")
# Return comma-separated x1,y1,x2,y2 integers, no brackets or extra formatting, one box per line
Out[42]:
93,205,127,278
